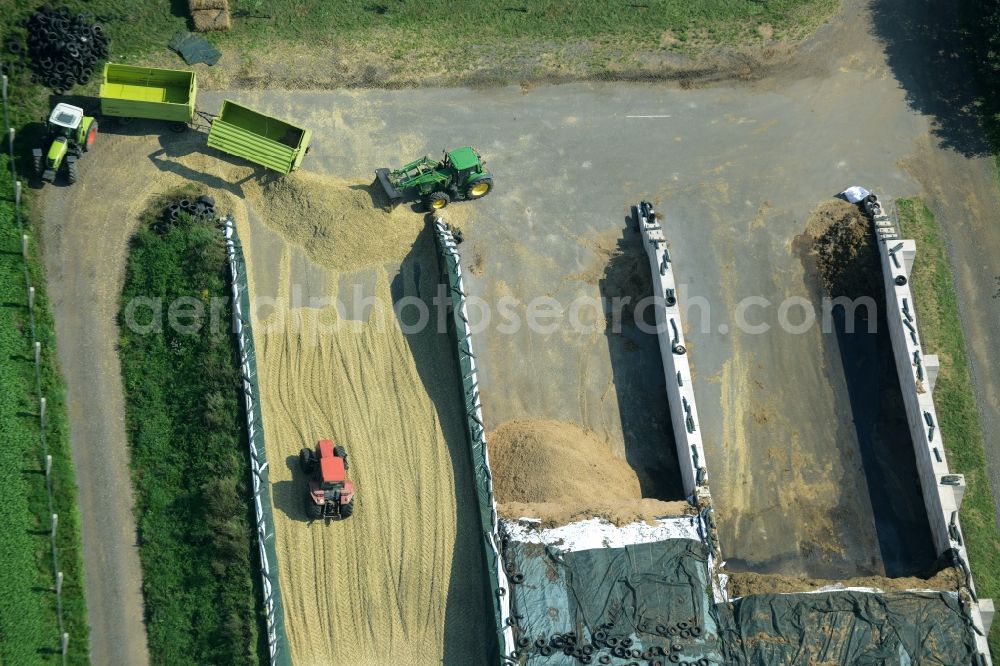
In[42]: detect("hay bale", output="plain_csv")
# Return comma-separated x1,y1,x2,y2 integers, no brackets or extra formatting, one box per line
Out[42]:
188,0,228,10
192,9,231,32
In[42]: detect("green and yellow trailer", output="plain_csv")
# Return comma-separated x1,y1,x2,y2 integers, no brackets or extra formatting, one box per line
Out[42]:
207,100,311,175
98,63,196,124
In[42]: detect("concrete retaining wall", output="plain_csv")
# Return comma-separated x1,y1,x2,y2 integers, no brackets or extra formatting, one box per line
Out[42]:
432,218,514,663
864,195,993,664
636,202,720,559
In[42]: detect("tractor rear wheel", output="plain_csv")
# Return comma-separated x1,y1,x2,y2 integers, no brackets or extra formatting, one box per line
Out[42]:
426,191,450,211
299,447,316,473
66,159,79,184
340,499,354,519
306,500,324,520
32,152,42,176
465,176,493,200
82,120,97,152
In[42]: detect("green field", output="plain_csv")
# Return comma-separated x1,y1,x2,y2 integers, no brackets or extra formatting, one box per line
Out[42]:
118,196,262,665
896,198,1000,657
0,153,89,662
0,0,839,86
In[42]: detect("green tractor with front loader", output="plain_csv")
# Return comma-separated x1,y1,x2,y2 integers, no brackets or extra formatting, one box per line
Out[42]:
32,103,98,185
375,146,493,211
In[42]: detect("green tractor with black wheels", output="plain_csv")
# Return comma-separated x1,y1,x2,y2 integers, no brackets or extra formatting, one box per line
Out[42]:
32,103,98,185
374,146,493,211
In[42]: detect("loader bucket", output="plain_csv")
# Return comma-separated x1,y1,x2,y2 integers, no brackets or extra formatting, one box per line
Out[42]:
374,168,403,212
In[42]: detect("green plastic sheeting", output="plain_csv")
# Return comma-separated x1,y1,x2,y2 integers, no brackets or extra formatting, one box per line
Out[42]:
717,590,980,666
224,219,292,666
434,221,507,663
505,538,724,665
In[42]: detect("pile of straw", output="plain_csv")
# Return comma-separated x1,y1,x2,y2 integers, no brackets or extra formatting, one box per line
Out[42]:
189,0,231,32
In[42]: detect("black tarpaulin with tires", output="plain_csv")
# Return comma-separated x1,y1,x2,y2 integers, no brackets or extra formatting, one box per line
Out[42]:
716,590,979,665
505,537,724,665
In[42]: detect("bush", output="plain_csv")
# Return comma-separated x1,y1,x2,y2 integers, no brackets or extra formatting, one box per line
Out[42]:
119,200,262,665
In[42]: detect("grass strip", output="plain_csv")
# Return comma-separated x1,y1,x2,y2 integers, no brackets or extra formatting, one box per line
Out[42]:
0,0,838,85
896,197,1000,657
119,193,262,665
0,149,90,662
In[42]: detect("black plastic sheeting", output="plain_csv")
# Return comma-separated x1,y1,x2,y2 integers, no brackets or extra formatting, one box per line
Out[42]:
505,538,724,664
717,590,979,666
168,31,221,66
504,532,981,666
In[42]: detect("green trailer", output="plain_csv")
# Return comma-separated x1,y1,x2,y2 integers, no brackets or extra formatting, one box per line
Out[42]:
207,101,311,175
99,63,196,123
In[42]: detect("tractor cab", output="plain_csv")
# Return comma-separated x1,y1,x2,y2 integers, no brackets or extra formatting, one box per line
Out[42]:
48,103,83,136
445,146,483,177
318,440,346,490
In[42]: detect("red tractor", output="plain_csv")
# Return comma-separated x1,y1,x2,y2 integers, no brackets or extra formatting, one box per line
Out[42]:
299,440,355,520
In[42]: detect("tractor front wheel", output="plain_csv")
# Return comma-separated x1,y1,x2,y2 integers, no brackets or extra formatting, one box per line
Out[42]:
340,499,355,519
82,120,97,152
465,177,493,200
66,159,79,185
306,500,324,520
426,191,450,211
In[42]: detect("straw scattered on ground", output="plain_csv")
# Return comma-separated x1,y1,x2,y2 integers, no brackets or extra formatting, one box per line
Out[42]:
500,498,693,528
490,420,689,526
242,171,470,275
726,566,965,597
249,237,489,665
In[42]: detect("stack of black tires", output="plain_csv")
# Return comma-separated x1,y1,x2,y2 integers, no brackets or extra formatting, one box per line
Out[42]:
8,6,109,94
154,195,217,233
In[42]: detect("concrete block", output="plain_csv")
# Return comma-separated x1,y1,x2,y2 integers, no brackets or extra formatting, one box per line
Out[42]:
924,354,939,393
941,473,966,508
981,598,995,635
901,239,916,275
